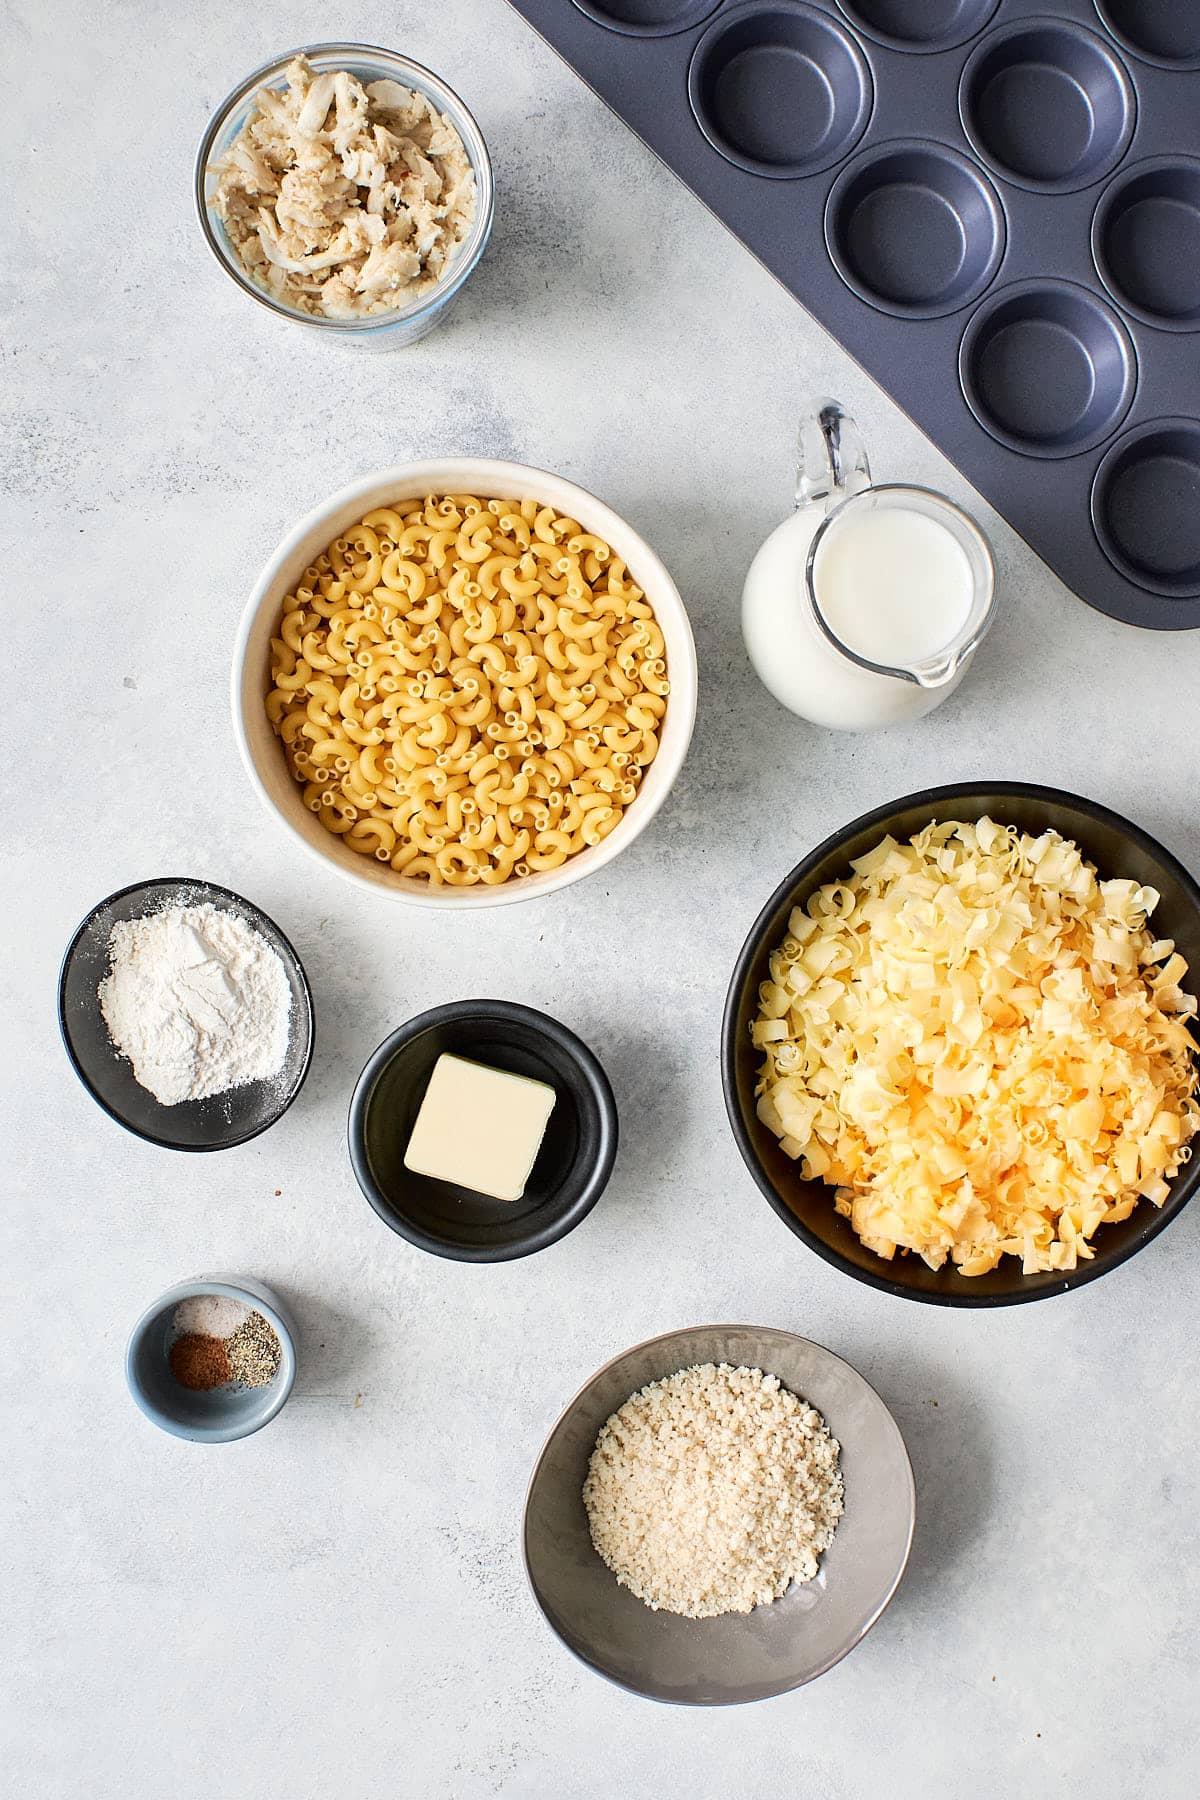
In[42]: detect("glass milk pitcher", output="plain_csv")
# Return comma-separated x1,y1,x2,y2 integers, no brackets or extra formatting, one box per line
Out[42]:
742,400,996,730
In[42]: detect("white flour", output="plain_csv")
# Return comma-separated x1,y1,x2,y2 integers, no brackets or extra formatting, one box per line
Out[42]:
98,902,292,1106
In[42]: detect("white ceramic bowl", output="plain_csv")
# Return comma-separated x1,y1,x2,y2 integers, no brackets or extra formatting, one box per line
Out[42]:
232,461,698,907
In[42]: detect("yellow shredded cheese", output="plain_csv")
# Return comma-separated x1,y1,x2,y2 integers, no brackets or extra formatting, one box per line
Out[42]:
753,819,1200,1275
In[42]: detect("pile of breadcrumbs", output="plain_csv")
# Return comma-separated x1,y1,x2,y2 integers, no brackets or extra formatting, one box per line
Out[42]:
582,1362,843,1618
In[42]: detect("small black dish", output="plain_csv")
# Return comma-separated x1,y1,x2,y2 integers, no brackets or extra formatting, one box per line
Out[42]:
58,877,314,1152
721,784,1200,1308
348,1000,618,1262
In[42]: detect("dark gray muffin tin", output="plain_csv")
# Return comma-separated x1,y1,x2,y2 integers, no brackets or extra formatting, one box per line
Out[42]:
506,0,1200,628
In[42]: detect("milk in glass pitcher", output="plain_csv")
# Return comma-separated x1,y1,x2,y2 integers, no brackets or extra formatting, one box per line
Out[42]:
742,400,996,730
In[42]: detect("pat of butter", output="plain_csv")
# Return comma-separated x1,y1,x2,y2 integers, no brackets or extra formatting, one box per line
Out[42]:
404,1053,556,1202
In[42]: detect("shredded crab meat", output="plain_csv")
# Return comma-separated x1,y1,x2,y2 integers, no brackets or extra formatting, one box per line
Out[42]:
209,56,476,319
753,819,1200,1276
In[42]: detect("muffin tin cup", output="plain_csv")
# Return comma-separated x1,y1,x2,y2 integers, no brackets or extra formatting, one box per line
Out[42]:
1093,1,1200,72
688,2,873,179
959,17,1135,195
1092,157,1200,333
958,279,1136,459
572,0,721,34
836,0,998,54
825,138,1006,320
509,0,1200,627
1091,419,1200,598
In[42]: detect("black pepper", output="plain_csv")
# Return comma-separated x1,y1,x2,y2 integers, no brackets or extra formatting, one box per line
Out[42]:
225,1310,281,1388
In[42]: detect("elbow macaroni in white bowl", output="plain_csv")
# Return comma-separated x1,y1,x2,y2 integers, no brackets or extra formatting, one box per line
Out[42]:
231,461,697,906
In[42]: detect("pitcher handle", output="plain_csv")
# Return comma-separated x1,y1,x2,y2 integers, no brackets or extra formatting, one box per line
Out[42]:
796,399,871,511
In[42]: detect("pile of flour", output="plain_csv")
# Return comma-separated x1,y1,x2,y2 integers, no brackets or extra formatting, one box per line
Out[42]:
98,901,291,1106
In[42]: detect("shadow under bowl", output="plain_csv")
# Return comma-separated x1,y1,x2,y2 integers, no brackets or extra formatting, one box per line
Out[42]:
721,783,1200,1307
58,877,314,1151
524,1323,915,1704
125,1274,298,1442
348,1000,618,1261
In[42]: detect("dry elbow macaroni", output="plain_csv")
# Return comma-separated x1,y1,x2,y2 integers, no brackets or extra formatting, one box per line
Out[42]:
265,494,669,885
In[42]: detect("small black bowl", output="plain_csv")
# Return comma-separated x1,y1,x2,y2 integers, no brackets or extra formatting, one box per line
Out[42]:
348,1000,618,1262
722,784,1200,1307
59,877,314,1152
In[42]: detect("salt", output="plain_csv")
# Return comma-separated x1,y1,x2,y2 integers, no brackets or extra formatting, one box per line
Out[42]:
173,1293,250,1338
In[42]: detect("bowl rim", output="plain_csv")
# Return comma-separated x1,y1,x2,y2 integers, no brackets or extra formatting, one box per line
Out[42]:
521,1322,916,1705
346,997,620,1261
193,42,494,332
721,781,1200,1307
58,876,316,1152
124,1274,298,1442
230,457,699,908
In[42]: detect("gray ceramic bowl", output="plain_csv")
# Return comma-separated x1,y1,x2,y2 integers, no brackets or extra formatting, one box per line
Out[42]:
125,1274,297,1442
523,1324,915,1704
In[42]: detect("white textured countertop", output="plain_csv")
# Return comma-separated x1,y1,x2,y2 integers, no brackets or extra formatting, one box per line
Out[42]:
5,2,1200,1795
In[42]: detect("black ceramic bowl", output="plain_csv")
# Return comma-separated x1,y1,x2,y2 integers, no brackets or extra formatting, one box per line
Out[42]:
59,878,314,1151
348,999,618,1261
722,784,1200,1307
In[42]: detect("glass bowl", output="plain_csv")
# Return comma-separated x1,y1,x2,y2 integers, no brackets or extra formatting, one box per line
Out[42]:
194,43,494,349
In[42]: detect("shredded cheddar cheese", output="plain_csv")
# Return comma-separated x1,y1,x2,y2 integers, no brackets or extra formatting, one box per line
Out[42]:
753,819,1200,1276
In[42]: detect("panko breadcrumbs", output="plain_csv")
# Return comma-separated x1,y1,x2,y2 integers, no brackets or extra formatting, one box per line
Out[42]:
582,1362,843,1619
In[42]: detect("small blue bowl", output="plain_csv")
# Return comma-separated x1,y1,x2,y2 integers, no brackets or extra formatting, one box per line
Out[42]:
126,1274,297,1442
